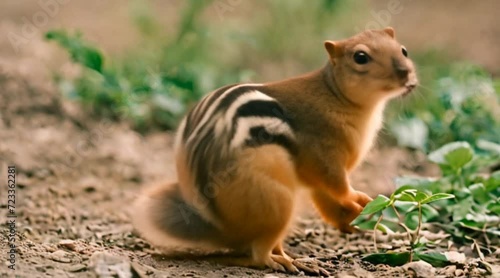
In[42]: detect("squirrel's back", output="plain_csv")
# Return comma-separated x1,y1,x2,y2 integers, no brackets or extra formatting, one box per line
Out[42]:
175,83,297,204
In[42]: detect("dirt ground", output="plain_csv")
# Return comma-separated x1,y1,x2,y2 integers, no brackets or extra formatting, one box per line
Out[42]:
1,1,499,277
1,74,498,278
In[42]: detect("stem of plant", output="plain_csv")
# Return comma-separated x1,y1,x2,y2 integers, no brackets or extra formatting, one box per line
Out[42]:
455,167,465,193
373,214,383,253
384,217,414,246
411,202,424,262
416,203,423,242
392,204,402,221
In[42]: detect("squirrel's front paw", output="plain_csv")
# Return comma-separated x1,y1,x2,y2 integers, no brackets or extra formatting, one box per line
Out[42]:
335,191,372,233
312,189,373,233
354,190,372,207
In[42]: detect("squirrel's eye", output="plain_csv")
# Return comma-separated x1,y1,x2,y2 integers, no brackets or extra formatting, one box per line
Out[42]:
353,51,370,64
402,46,408,57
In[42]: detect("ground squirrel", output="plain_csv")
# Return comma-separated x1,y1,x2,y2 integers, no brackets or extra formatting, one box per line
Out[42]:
132,27,418,273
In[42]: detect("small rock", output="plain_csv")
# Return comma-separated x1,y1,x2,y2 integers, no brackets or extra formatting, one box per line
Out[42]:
50,250,71,263
378,243,393,250
454,269,464,276
131,261,153,277
34,168,51,179
444,251,466,264
23,226,34,234
89,251,133,278
348,245,359,252
403,261,435,278
66,264,87,272
443,265,456,276
42,243,57,253
58,239,77,251
336,274,356,278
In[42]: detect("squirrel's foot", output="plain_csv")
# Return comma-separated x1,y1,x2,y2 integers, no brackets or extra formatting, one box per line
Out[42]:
293,258,331,276
354,190,372,207
335,190,373,233
269,254,298,273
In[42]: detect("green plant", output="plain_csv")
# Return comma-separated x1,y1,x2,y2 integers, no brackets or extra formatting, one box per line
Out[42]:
389,62,500,151
43,1,350,131
352,140,500,267
45,0,243,131
44,1,369,131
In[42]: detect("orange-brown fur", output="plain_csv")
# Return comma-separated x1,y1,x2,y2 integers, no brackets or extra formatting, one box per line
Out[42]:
262,27,417,232
132,27,417,272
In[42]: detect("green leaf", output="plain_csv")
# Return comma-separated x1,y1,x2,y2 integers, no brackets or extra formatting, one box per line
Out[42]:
392,184,416,197
468,183,489,203
393,201,416,212
452,197,474,221
487,198,500,214
415,252,450,267
428,141,474,169
351,214,371,227
374,222,394,234
362,252,411,267
415,191,430,202
463,211,500,226
485,171,500,193
421,193,455,204
359,195,391,215
421,205,439,221
396,189,417,202
404,210,419,230
351,218,377,230
477,139,500,155
45,30,104,73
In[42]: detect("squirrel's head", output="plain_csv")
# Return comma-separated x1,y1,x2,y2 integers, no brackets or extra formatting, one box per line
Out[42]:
324,27,418,107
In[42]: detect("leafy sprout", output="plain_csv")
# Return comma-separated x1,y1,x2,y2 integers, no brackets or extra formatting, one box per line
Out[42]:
353,141,500,267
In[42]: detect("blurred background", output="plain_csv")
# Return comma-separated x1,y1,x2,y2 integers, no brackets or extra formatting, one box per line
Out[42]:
0,0,499,149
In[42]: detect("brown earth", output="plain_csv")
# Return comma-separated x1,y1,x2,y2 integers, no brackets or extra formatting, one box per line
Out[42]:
0,1,499,277
1,75,498,277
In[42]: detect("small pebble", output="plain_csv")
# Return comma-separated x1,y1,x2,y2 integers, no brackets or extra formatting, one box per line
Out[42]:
50,250,71,263
67,264,87,272
403,261,435,278
443,265,456,276
58,239,77,251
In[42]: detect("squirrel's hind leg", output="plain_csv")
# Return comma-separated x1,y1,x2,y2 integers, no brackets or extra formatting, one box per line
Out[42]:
210,145,301,272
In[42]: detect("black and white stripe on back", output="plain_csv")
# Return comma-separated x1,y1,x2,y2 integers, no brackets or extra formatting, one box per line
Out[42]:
175,83,297,201
179,84,295,156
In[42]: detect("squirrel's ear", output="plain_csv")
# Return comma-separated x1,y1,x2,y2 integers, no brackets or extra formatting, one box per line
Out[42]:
383,27,395,38
324,40,342,63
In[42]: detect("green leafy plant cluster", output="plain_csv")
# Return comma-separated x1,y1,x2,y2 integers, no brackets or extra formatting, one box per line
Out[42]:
45,0,354,131
389,62,500,151
352,140,500,267
45,1,498,152
45,1,222,131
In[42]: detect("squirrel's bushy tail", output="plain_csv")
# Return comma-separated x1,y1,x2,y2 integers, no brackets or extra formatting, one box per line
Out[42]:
131,183,220,250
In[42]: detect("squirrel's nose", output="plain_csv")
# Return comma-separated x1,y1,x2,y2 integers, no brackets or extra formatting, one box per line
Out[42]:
395,66,409,79
392,57,410,79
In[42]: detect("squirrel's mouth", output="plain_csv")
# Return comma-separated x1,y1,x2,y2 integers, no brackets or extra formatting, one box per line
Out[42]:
402,82,417,96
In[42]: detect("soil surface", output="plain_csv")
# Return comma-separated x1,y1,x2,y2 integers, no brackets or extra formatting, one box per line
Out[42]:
1,75,498,278
0,1,499,277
